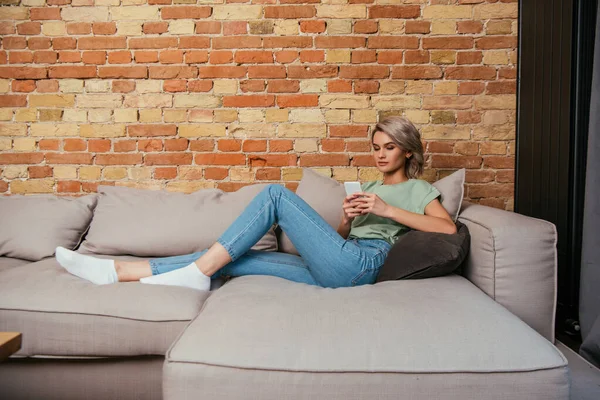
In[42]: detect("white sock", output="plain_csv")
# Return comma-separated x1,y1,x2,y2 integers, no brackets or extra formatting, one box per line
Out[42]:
140,263,211,291
55,246,118,285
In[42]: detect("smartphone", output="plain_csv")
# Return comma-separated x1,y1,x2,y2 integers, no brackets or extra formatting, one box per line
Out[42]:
344,181,362,197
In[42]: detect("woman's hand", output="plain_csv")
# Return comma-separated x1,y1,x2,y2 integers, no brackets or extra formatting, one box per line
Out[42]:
353,193,390,217
342,194,363,223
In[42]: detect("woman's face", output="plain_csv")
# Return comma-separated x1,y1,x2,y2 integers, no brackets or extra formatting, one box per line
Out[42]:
372,130,411,174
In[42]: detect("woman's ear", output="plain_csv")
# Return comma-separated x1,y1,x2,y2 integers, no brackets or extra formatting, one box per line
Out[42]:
406,151,412,159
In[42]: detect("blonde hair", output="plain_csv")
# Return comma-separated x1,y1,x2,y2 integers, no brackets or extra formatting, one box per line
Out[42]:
372,116,424,179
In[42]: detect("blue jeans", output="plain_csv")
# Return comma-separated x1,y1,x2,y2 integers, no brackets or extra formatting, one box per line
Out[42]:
149,184,392,288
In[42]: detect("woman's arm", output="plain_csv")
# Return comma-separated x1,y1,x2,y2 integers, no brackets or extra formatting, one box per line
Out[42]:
336,213,352,239
337,194,363,239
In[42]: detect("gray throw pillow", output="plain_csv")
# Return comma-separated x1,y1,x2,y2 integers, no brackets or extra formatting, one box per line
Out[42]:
0,195,98,261
80,184,278,257
375,221,470,282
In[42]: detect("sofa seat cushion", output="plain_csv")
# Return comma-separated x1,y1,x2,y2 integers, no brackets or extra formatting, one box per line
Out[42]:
164,274,569,400
0,257,31,273
0,257,213,358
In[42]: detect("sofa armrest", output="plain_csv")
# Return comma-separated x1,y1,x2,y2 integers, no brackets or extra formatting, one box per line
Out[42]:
457,202,557,343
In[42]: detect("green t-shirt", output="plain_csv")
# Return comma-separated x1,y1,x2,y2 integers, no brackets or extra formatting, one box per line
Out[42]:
347,179,441,245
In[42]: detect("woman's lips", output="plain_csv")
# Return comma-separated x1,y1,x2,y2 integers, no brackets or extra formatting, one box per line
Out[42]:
378,162,388,165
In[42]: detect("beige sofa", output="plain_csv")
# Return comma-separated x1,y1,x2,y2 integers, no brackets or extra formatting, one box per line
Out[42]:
0,176,570,400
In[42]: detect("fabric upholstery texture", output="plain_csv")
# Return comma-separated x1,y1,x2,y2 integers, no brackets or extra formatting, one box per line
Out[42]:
0,195,97,261
0,256,30,274
431,168,465,221
80,184,278,257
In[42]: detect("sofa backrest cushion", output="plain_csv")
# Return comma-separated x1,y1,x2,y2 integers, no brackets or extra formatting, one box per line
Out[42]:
80,184,278,257
0,195,98,261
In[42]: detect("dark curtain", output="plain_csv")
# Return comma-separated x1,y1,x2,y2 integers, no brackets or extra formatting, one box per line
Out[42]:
579,1,600,368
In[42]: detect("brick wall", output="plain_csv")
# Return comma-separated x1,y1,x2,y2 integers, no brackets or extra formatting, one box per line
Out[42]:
0,1,517,210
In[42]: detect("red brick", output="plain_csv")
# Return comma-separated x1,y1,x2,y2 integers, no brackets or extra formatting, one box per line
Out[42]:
288,65,337,78
0,22,15,35
58,51,81,63
0,181,7,193
164,79,186,92
112,80,135,93
354,80,379,94
499,67,516,79
301,154,349,167
37,80,59,92
459,82,485,95
67,23,91,35
28,37,52,50
99,66,147,78
457,51,483,65
161,6,212,19
190,139,214,152
270,139,294,152
249,154,297,167
484,156,515,169
300,50,324,63
52,37,76,50
58,181,81,193
199,66,245,78
39,139,59,151
223,95,275,107
128,125,177,137
277,94,318,107
468,184,514,199
457,111,481,124
93,22,117,35
351,154,376,166
496,170,514,183
78,37,127,50
223,21,247,36
476,36,517,49
256,168,281,181
34,50,58,64
159,50,184,64
154,167,177,180
265,6,316,18
0,94,28,107
108,51,131,64
30,8,61,20
82,51,106,65
113,140,136,152
185,50,208,64
330,125,369,137
209,51,232,64
352,50,376,64
129,38,177,50
11,80,35,92
0,67,47,79
445,66,496,80
29,166,53,178
248,65,286,79
0,153,44,164
328,79,352,92
143,22,168,35
403,50,429,64
458,21,483,34
89,139,111,152
45,153,93,165
275,50,298,64
17,22,41,35
218,139,242,152
138,139,163,152
423,37,474,49
367,36,419,49
322,139,344,152
62,139,85,152
148,66,196,79
369,5,420,19
430,155,482,169
346,140,372,152
405,21,430,34
240,80,266,92
134,51,158,63
9,51,33,64
213,36,262,49
267,79,299,93
263,37,312,49
487,81,516,94
392,66,442,79
354,20,378,34
300,20,326,33
165,138,189,151
0,51,7,64
204,167,228,180
218,182,253,192
95,154,142,165
340,65,388,79
179,36,211,49
3,37,27,50
242,139,267,152
195,153,246,165
235,51,273,64
315,36,366,49
188,80,213,92
196,21,221,34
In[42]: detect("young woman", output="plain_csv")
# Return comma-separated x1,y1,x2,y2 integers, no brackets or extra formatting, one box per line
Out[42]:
55,116,456,291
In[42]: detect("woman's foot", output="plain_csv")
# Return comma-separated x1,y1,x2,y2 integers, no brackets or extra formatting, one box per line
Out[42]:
55,246,118,285
140,262,211,291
